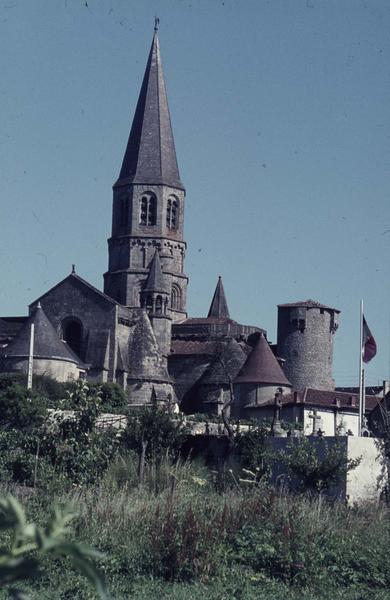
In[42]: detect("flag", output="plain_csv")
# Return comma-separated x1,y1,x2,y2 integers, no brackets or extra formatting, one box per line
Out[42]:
362,316,377,363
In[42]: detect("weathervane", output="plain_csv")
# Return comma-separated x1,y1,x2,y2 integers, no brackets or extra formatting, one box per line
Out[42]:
154,16,160,32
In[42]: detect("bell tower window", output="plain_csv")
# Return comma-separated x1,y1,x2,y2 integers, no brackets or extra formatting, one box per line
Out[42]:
139,193,156,226
171,283,181,310
166,197,178,229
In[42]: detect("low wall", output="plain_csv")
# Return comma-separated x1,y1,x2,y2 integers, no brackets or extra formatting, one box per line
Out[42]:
269,436,384,504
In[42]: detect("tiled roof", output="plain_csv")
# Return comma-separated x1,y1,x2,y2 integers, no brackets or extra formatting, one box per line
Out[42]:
235,334,291,386
259,388,380,412
278,299,340,313
200,338,247,385
170,340,217,356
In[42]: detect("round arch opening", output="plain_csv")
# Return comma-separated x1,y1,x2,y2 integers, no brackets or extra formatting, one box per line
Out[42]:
62,318,83,358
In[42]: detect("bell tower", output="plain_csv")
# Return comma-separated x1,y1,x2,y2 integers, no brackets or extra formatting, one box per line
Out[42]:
104,26,188,321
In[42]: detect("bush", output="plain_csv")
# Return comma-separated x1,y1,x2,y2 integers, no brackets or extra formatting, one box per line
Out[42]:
0,383,46,429
235,423,271,477
93,382,128,414
278,437,361,494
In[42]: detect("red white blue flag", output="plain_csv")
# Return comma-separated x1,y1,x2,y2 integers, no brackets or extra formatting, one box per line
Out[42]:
362,316,377,363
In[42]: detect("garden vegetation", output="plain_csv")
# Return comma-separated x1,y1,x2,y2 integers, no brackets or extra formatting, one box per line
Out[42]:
0,374,389,599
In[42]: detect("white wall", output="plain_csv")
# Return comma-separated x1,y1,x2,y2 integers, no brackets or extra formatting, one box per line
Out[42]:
303,408,359,436
270,436,383,504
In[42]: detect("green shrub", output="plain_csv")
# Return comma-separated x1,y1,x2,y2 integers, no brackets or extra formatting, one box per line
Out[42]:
278,437,361,494
0,383,46,429
235,423,271,477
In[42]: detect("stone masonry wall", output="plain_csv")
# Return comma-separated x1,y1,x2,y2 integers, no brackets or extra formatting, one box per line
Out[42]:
277,306,337,391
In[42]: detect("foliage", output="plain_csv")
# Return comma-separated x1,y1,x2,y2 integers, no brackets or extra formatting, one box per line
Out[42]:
235,423,272,478
123,405,189,463
0,453,389,598
0,384,45,430
38,381,120,484
277,437,361,494
93,383,128,414
370,395,390,502
0,495,109,599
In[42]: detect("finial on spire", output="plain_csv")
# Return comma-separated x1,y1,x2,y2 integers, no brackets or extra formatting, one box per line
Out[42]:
37,301,42,309
71,264,76,274
154,16,160,32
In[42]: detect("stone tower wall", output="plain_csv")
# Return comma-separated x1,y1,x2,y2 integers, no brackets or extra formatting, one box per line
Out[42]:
277,306,338,391
104,183,187,321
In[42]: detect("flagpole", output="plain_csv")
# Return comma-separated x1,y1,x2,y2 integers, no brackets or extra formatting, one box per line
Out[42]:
27,323,34,390
358,300,363,436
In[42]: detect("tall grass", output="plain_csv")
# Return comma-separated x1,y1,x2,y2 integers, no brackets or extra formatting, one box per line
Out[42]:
1,453,390,599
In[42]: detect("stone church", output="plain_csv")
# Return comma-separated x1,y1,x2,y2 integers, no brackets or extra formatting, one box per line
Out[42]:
0,29,378,432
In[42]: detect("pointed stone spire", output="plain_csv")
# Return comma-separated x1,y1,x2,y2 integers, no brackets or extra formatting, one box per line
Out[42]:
207,276,230,319
116,30,183,189
127,311,170,381
143,250,169,294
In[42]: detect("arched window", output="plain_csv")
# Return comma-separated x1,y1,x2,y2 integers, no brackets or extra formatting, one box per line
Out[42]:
166,197,179,229
146,295,153,312
62,318,83,358
139,193,157,226
120,196,128,228
155,295,163,314
171,284,181,310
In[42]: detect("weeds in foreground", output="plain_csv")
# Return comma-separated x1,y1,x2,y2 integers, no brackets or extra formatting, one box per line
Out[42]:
1,454,387,599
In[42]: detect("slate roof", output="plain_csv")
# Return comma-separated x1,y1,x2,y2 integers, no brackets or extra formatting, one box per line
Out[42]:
0,317,28,346
143,251,169,294
116,32,183,190
1,304,84,366
278,299,340,313
200,338,247,385
259,388,380,412
181,317,238,326
170,340,218,356
30,272,118,309
207,277,230,319
235,334,291,386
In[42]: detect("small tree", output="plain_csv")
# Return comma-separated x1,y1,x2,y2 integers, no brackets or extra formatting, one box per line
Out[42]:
278,437,361,495
235,423,272,480
122,404,189,484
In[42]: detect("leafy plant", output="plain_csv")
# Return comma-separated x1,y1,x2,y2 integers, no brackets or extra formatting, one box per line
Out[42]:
278,437,361,494
0,495,109,599
122,405,189,485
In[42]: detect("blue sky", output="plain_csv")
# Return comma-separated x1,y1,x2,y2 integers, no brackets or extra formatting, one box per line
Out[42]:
0,0,389,387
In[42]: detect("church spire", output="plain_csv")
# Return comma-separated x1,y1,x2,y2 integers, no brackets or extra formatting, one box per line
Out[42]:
116,29,183,190
208,277,230,319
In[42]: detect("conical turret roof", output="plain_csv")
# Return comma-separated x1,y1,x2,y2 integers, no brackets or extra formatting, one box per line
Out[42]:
127,310,170,382
207,277,230,319
235,334,291,386
143,250,169,294
116,31,183,190
2,304,82,365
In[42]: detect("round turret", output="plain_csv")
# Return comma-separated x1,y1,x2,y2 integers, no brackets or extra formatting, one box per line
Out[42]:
276,300,339,392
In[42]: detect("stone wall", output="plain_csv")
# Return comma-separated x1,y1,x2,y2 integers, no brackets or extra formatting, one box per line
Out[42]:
277,306,338,391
